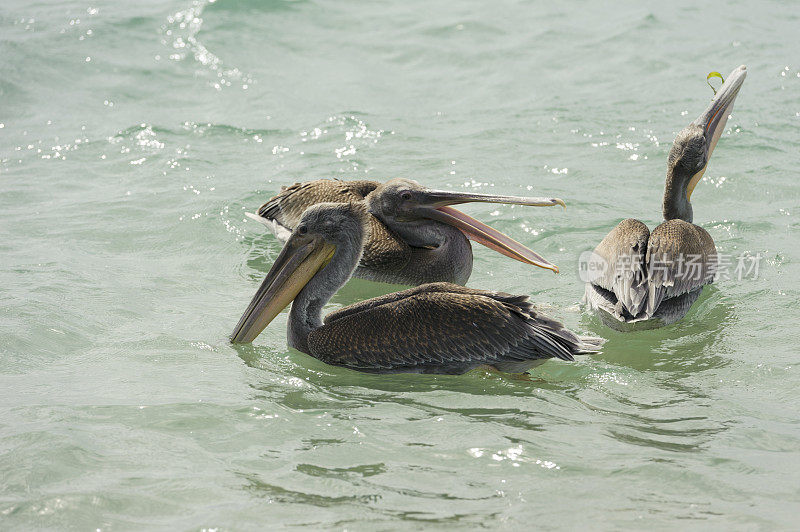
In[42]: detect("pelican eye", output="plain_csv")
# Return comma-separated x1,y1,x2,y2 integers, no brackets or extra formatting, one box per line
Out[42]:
298,225,308,235
400,191,412,201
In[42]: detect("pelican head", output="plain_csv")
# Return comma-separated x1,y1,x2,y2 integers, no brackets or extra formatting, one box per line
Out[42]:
366,178,564,272
663,65,747,222
231,202,368,343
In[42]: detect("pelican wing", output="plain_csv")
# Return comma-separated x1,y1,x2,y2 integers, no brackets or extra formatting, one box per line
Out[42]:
321,283,439,324
589,218,650,318
254,179,410,270
310,282,602,373
645,219,716,316
257,179,380,229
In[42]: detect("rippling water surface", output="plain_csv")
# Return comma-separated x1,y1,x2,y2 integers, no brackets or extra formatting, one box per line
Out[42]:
2,0,799,528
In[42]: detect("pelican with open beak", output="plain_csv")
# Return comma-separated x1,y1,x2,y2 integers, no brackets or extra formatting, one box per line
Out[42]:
247,177,564,286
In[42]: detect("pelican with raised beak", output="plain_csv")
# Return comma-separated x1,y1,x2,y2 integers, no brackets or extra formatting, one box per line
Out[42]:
584,65,747,329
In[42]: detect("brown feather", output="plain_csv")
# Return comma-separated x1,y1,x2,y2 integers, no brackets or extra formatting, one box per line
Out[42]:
309,282,602,374
586,218,716,324
645,219,716,316
256,179,411,275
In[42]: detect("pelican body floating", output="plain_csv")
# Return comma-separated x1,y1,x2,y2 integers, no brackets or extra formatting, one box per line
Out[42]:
584,65,747,330
232,202,603,374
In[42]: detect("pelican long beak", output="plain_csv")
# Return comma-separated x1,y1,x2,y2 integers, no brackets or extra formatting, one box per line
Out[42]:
687,64,747,200
416,188,563,273
421,189,566,210
230,236,336,343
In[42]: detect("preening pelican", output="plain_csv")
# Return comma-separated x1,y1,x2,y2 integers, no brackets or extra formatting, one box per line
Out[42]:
233,202,603,374
247,178,564,285
584,65,747,329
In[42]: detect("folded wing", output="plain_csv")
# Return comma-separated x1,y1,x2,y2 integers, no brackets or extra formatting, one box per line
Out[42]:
589,218,650,318
253,179,411,271
257,179,380,231
309,282,602,373
645,219,717,316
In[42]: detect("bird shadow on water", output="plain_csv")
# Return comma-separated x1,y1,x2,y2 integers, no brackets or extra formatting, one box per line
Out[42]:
230,337,589,440
233,341,578,396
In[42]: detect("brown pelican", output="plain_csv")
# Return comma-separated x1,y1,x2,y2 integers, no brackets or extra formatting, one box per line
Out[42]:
246,178,565,285
584,65,747,329
232,202,603,374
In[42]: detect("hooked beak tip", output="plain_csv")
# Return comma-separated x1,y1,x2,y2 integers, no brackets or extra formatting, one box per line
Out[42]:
542,263,559,274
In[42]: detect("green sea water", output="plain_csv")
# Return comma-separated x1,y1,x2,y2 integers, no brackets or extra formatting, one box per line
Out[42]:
2,0,799,529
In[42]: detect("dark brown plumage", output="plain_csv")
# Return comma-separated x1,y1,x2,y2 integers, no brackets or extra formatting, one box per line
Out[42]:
247,178,564,285
310,282,601,374
231,202,603,374
256,180,411,274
